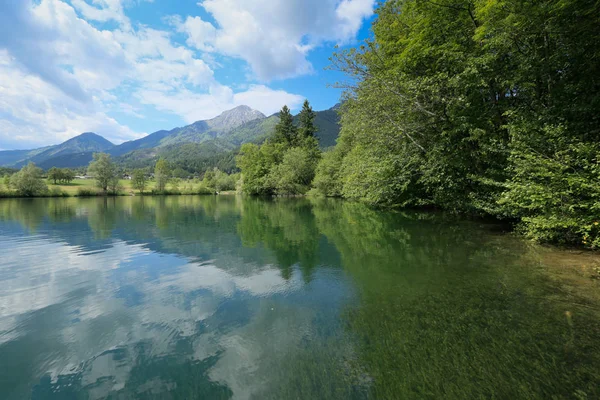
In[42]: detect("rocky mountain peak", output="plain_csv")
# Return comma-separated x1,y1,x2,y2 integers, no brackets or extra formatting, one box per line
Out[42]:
208,105,266,131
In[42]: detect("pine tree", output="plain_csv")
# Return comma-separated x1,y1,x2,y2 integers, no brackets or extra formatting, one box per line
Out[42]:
273,105,297,146
298,100,317,140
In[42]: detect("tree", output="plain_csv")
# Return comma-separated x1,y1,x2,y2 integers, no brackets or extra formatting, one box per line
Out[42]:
202,168,216,189
2,175,9,188
88,153,117,193
172,167,188,179
214,169,236,192
237,141,286,195
313,149,344,197
273,105,298,146
62,169,75,184
319,0,600,246
47,167,61,184
108,175,122,195
10,163,48,196
268,147,316,195
132,169,148,193
298,100,317,140
154,158,170,192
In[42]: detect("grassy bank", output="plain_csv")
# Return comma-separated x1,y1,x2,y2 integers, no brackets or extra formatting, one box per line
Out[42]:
0,179,218,198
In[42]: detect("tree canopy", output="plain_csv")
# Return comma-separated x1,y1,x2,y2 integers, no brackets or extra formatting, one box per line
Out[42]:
88,153,118,193
154,158,171,192
312,0,600,248
10,163,48,196
238,102,321,196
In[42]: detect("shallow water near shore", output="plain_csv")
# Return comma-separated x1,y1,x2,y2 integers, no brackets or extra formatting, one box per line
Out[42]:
0,196,599,399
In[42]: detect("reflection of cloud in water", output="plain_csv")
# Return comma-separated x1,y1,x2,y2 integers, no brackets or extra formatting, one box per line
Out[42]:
0,237,141,322
0,234,352,399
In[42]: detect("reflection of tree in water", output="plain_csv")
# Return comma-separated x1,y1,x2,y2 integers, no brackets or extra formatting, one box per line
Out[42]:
87,197,120,240
0,198,48,232
237,198,320,282
311,199,600,399
44,198,78,224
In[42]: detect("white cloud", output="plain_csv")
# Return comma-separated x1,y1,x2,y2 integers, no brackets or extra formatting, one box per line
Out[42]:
178,16,217,52
178,0,375,81
137,84,303,123
0,0,314,149
70,0,155,29
0,0,128,102
0,50,142,147
71,0,130,27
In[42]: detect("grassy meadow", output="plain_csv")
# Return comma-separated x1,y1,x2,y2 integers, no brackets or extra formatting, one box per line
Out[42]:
0,178,221,197
48,178,155,195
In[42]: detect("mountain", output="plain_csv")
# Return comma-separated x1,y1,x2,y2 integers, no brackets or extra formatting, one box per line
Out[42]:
0,105,340,172
113,115,279,170
109,130,172,157
111,105,266,155
0,146,55,167
0,132,115,168
20,132,114,167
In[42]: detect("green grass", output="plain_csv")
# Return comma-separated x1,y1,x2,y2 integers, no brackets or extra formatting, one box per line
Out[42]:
0,179,217,197
48,179,155,195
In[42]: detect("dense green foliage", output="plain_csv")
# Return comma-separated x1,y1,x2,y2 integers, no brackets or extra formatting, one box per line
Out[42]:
201,168,238,192
315,0,600,247
238,102,321,196
88,153,118,193
132,169,148,193
0,167,17,177
154,157,171,192
9,163,48,196
47,167,75,184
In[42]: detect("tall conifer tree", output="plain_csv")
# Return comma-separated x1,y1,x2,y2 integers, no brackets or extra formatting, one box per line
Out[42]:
274,105,297,146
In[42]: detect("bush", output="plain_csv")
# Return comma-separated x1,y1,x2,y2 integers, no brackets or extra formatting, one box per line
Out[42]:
0,189,18,198
10,163,48,197
77,188,100,197
48,187,69,197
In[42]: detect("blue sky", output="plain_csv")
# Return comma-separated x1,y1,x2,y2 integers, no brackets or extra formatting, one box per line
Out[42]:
0,0,375,150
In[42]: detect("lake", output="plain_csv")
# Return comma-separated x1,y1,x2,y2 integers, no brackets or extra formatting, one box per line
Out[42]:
0,196,599,399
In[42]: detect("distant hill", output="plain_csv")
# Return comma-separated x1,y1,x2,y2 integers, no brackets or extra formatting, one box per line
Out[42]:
0,132,115,169
37,152,97,170
15,132,114,168
0,146,55,167
0,104,340,173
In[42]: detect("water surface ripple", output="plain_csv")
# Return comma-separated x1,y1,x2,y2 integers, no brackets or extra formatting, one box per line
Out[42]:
0,196,599,399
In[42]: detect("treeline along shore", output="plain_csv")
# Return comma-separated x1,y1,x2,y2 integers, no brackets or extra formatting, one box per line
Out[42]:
1,0,599,249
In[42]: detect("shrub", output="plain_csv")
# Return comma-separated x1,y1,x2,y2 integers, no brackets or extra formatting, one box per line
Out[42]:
77,188,100,197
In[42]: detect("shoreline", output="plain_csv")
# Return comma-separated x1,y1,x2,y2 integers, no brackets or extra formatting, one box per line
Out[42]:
0,191,239,199
1,192,598,254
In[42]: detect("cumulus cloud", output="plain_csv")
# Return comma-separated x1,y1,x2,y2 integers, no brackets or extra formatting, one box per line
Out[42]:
71,0,130,27
0,0,127,102
178,0,375,80
0,50,142,147
0,0,357,149
137,84,303,123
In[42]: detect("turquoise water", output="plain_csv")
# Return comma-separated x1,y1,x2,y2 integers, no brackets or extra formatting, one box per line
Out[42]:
0,196,599,399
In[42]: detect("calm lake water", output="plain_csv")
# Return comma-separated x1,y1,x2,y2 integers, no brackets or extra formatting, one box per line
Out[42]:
0,196,599,399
